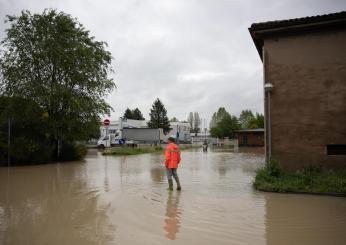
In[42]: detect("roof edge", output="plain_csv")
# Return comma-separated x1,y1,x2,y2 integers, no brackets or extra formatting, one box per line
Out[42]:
249,11,346,60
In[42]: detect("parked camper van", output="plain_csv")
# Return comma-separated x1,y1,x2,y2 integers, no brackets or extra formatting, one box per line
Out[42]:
97,130,127,148
97,128,162,148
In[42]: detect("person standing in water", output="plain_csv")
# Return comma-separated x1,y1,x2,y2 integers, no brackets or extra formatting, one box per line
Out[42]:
164,137,182,191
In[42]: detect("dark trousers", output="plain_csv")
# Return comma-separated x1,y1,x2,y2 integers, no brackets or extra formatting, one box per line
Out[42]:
166,168,178,181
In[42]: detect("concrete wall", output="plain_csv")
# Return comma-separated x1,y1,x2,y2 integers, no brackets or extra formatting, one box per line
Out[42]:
264,29,346,169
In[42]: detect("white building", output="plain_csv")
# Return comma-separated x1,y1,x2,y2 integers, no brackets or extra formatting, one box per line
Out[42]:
190,132,211,143
100,119,191,143
163,122,191,143
100,118,147,137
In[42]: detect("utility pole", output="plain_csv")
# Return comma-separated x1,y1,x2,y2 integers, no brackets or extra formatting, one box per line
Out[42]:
204,118,206,140
7,118,11,166
176,125,180,145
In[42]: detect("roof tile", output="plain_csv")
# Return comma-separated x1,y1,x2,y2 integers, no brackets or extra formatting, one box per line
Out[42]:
250,11,346,31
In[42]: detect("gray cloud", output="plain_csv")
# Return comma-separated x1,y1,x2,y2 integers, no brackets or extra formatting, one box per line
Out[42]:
1,0,345,124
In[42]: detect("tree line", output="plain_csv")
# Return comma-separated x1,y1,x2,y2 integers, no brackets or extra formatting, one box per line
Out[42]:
123,108,145,120
187,112,202,134
124,99,171,134
133,103,264,140
209,107,264,138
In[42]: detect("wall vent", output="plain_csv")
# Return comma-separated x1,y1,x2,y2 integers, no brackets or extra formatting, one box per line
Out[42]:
327,144,346,155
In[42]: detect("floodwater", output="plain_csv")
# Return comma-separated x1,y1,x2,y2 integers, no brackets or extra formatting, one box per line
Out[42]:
0,148,345,245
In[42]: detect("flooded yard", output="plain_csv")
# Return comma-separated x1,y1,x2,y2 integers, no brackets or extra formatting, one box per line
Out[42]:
0,148,345,245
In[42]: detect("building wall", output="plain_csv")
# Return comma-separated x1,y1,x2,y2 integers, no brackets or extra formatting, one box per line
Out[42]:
264,29,346,169
163,122,191,142
99,118,147,137
238,132,264,147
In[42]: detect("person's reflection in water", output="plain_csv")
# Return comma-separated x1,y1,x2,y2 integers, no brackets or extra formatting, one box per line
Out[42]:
164,191,182,240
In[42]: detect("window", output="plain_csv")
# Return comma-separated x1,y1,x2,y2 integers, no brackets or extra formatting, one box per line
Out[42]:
327,144,346,155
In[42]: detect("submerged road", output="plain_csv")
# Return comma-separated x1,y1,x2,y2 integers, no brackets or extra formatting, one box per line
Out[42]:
0,148,345,245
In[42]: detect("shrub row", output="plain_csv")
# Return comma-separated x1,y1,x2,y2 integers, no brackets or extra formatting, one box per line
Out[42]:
254,159,346,194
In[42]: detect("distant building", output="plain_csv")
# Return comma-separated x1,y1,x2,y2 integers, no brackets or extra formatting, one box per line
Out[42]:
236,129,264,147
100,118,147,137
249,12,346,169
100,119,191,143
163,122,191,143
190,132,211,143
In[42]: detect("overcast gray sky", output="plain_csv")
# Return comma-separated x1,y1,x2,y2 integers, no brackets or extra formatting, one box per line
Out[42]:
1,0,345,125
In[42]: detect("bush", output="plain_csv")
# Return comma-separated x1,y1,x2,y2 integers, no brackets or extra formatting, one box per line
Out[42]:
103,146,163,156
265,159,282,178
0,97,54,165
58,143,87,161
298,165,322,187
0,97,89,165
254,159,346,194
0,137,54,165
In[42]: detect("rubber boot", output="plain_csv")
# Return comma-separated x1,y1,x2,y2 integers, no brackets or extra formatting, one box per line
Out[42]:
168,179,173,191
174,176,181,191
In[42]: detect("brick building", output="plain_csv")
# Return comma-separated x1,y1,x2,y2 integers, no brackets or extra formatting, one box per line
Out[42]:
236,129,264,147
249,12,346,169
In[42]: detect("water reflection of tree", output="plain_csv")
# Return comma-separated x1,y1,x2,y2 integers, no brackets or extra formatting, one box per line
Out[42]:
0,162,115,244
163,191,182,240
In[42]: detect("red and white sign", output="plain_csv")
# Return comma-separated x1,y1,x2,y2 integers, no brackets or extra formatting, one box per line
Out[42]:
103,119,110,126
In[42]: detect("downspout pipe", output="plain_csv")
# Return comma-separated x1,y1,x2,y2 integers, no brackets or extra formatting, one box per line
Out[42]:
264,83,274,160
263,46,274,161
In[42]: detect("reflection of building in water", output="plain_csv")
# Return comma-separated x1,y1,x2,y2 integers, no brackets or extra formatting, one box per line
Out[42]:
265,194,346,245
164,192,182,240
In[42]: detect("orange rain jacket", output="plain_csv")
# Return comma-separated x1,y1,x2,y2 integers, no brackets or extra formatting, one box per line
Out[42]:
164,143,181,169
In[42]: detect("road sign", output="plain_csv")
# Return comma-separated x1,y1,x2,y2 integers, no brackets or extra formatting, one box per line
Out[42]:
103,119,110,126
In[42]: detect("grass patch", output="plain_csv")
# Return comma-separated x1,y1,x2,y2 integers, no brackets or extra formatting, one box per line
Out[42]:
103,146,163,156
103,144,202,156
179,144,202,150
254,160,346,195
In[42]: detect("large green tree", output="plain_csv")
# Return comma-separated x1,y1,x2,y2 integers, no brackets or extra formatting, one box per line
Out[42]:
0,97,52,165
123,107,145,120
249,113,264,128
0,9,115,160
209,107,229,128
187,111,201,133
193,112,201,134
187,112,194,132
147,98,170,134
123,108,133,119
239,109,255,129
239,109,264,129
170,117,178,122
132,108,145,120
210,107,239,138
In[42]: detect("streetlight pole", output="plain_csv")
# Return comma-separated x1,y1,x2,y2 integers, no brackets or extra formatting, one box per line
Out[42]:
7,118,11,167
176,125,180,145
264,83,274,160
204,118,206,140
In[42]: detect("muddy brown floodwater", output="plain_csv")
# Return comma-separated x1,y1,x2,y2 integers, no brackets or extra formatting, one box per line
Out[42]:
1,148,346,245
